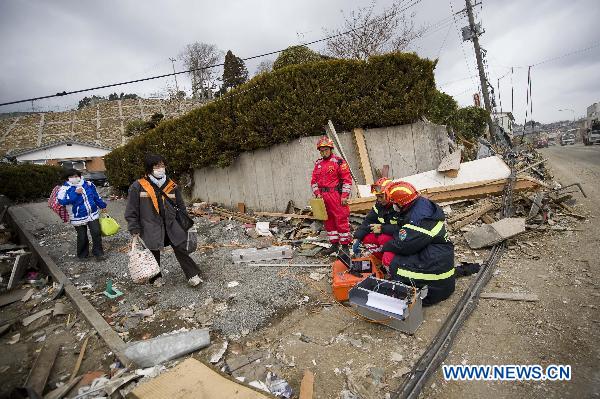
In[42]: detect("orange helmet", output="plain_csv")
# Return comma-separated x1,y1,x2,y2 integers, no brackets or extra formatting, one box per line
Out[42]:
370,177,393,195
384,181,420,207
316,136,334,149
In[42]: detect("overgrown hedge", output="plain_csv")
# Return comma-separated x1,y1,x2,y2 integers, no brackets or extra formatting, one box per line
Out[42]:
427,90,489,141
0,164,63,201
105,52,438,190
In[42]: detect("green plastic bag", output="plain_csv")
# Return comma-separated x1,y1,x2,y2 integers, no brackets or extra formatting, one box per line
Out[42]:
99,214,120,236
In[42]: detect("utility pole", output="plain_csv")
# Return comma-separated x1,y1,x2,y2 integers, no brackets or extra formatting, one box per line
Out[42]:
465,0,494,140
169,57,180,95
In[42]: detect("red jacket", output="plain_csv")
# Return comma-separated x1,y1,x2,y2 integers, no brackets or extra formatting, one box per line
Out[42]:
310,154,352,199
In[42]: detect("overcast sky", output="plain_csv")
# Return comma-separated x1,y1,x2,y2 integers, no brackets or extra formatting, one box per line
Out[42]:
0,0,598,123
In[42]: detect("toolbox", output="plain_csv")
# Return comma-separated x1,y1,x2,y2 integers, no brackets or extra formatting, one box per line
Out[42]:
332,256,383,302
348,276,428,334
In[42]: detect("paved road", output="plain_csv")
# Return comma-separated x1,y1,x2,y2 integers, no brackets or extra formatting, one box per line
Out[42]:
427,144,600,399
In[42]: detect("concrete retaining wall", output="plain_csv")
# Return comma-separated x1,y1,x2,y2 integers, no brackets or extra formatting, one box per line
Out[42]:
192,121,449,212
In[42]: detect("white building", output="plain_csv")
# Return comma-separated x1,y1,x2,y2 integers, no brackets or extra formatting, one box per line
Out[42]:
586,102,600,128
493,112,515,137
10,140,111,171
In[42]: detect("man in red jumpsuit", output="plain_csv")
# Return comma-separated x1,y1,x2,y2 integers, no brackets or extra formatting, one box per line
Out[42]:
310,136,353,261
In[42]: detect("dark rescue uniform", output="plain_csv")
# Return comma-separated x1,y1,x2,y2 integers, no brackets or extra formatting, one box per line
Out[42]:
353,202,403,241
382,197,455,305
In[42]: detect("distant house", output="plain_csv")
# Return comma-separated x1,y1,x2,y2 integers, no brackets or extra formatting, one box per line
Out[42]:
493,112,515,137
9,140,111,172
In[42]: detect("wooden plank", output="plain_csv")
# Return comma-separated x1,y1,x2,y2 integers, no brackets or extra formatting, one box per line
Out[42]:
480,214,496,224
353,128,374,185
8,252,31,289
349,177,540,213
480,292,539,302
130,358,270,399
452,202,497,230
6,208,131,366
0,289,28,307
25,341,60,396
299,370,315,399
381,164,390,178
237,203,246,214
254,212,317,219
326,120,358,183
69,335,90,382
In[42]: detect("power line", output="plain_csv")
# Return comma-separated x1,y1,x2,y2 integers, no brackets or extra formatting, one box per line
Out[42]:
0,0,424,108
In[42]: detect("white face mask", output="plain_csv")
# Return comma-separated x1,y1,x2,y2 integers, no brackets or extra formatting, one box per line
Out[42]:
152,168,166,178
68,177,81,185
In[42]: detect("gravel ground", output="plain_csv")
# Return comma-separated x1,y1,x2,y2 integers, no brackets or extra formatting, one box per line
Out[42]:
23,202,325,339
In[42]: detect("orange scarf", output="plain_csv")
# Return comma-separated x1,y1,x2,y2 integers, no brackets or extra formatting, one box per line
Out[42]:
138,178,176,214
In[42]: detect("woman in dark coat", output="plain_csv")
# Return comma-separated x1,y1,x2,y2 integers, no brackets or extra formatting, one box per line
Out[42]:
124,154,202,286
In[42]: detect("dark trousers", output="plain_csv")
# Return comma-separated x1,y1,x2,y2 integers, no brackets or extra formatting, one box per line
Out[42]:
74,219,103,258
150,233,199,280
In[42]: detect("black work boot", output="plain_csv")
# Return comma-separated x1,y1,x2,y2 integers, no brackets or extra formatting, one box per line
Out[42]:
321,243,339,257
337,244,352,268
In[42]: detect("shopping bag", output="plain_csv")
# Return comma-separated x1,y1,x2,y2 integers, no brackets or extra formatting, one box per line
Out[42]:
48,185,69,223
99,214,120,236
184,227,198,254
128,236,160,284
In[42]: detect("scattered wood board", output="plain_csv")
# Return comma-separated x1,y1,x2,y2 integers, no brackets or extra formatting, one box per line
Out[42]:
129,358,271,399
237,203,246,214
350,177,541,213
255,212,317,220
480,292,539,302
0,289,28,307
22,308,53,326
8,252,32,290
452,202,497,230
480,214,496,224
353,128,374,186
326,120,358,184
25,341,60,396
299,370,315,399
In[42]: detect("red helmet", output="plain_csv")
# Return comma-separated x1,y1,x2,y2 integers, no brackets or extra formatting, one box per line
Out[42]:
316,136,334,149
384,181,420,207
370,177,393,195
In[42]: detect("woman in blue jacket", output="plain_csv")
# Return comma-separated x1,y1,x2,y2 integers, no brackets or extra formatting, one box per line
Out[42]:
57,168,108,261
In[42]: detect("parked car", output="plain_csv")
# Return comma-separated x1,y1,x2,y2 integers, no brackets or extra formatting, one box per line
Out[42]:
82,171,109,186
535,138,548,148
560,133,576,146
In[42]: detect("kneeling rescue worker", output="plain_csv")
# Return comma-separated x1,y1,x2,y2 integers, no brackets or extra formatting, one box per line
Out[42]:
351,177,397,260
381,181,455,305
310,136,352,261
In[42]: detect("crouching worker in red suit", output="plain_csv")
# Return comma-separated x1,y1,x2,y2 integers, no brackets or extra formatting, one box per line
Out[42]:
381,181,455,306
351,178,398,261
310,136,352,263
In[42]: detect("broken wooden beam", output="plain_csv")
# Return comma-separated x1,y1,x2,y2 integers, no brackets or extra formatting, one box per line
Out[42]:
452,202,497,230
353,128,374,186
480,292,539,302
349,177,542,213
25,341,60,396
300,370,315,399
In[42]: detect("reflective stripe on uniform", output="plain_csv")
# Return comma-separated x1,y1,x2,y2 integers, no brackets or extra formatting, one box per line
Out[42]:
403,220,444,237
377,217,384,223
390,220,398,224
372,205,379,214
396,267,454,281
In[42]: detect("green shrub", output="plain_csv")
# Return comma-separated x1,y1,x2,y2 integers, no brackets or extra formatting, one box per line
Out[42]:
105,52,437,190
273,45,326,70
0,164,63,201
427,90,489,143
